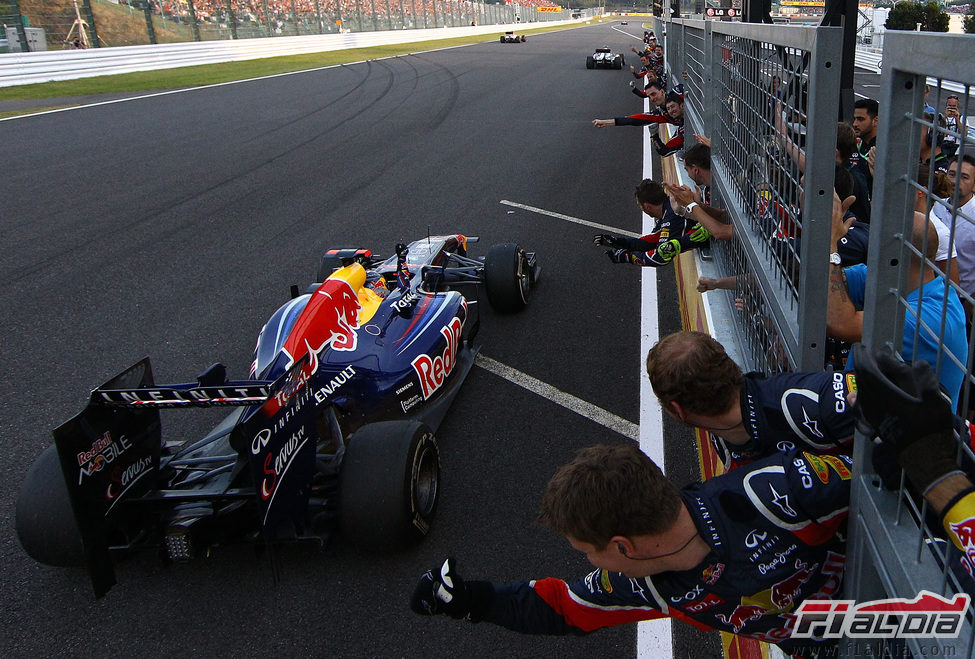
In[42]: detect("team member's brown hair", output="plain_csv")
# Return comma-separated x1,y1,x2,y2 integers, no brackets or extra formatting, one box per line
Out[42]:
917,163,954,201
835,122,857,163
538,444,682,547
646,331,744,417
634,179,667,205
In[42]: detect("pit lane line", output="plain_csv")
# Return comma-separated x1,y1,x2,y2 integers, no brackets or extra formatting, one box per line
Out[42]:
474,354,639,441
498,200,642,238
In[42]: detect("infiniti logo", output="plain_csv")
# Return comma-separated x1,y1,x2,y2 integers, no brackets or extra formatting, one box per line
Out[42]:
745,529,768,548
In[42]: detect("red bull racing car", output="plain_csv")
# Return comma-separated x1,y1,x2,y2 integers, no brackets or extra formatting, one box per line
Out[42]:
16,235,539,597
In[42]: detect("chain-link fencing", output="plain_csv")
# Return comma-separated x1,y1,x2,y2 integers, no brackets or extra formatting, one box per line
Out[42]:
664,14,975,658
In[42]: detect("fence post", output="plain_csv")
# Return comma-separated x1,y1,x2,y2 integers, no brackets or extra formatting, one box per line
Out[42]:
141,0,157,44
187,0,202,41
81,0,100,47
226,0,238,39
261,0,272,36
9,0,31,52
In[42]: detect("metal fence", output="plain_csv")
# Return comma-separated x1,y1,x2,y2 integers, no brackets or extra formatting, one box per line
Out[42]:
664,16,975,658
848,30,975,659
5,0,575,50
667,18,842,373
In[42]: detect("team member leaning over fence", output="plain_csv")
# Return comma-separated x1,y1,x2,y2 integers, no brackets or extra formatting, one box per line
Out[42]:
663,144,733,242
594,179,712,267
646,330,855,471
410,346,975,659
826,192,968,412
592,86,685,158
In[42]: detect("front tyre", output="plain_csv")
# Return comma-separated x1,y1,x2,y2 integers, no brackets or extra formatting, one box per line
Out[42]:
16,445,85,567
484,243,532,313
339,421,439,548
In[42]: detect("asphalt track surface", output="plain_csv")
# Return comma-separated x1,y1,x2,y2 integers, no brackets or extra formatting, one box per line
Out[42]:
0,23,717,658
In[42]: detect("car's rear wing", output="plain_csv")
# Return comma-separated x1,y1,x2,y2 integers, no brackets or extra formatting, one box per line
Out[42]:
93,361,274,408
53,358,282,597
53,357,328,597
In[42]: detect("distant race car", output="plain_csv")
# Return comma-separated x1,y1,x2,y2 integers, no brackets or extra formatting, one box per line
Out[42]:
587,47,625,70
500,31,526,43
620,20,628,25
16,235,540,597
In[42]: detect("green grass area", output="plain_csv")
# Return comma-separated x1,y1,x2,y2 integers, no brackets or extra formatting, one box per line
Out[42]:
1,19,609,110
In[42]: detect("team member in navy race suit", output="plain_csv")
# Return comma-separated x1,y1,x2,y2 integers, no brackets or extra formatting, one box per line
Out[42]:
594,179,711,267
646,331,855,471
411,347,975,659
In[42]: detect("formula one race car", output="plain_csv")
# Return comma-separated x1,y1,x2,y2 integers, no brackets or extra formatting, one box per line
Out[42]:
16,235,539,597
587,47,624,70
500,31,526,43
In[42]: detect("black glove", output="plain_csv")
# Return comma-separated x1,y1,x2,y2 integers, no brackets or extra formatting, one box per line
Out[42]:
411,557,470,618
593,234,625,248
852,344,961,494
605,248,635,264
869,438,903,491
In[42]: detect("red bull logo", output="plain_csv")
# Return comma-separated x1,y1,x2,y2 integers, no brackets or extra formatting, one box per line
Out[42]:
771,560,818,609
412,317,463,400
265,277,361,414
283,277,361,375
715,604,766,632
701,562,725,585
949,517,975,571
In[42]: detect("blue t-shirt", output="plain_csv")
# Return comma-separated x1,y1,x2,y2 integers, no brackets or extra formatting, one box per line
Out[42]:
844,264,968,410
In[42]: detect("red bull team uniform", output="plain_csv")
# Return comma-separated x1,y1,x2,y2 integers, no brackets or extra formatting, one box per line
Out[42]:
710,370,857,472
473,450,850,658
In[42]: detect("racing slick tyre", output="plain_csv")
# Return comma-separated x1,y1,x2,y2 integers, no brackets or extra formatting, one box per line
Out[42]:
340,420,439,548
500,36,504,42
484,243,532,313
16,445,85,567
614,56,623,70
586,55,595,69
521,35,526,42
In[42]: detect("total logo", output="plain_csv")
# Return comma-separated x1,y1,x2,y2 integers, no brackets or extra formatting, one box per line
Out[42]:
411,317,463,400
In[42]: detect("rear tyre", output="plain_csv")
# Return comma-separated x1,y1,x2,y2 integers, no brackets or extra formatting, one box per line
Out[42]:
340,421,439,548
500,36,504,42
586,55,595,69
521,35,526,42
16,445,85,567
484,243,532,313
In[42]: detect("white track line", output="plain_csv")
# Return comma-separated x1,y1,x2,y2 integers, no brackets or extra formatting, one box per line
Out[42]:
499,200,642,238
637,83,674,659
474,354,639,441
